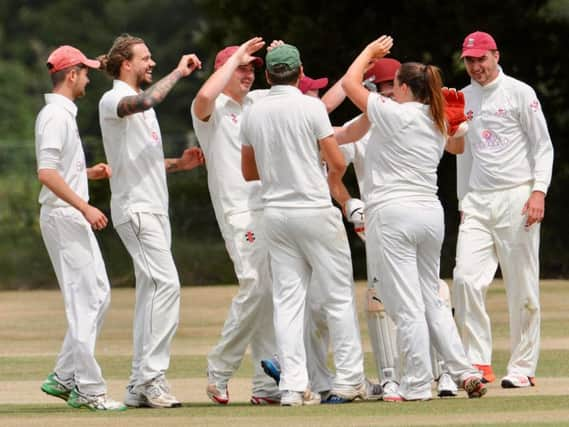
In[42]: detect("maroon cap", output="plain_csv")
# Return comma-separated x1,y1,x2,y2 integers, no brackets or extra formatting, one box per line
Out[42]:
461,31,498,58
46,45,100,74
364,58,401,83
298,75,329,94
214,45,263,70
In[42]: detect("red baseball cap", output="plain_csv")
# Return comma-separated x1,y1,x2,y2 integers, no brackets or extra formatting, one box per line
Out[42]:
214,45,263,70
461,31,498,58
46,45,100,74
298,75,329,94
364,58,401,83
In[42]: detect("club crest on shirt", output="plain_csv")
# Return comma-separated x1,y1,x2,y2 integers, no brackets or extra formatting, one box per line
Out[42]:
530,100,540,112
245,231,255,243
466,110,474,120
496,108,507,117
229,113,238,124
474,129,510,152
150,130,160,144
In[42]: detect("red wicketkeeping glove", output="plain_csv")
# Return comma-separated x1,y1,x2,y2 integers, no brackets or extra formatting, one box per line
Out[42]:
443,88,469,137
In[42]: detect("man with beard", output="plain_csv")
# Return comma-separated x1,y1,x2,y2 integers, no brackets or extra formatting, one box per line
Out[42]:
98,34,204,408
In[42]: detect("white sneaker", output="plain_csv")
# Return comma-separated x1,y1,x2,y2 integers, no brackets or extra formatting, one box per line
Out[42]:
124,385,148,407
325,382,367,403
207,383,229,404
141,379,181,408
437,373,458,397
501,374,535,388
154,377,181,406
364,378,383,400
280,390,303,406
381,380,400,402
68,389,127,411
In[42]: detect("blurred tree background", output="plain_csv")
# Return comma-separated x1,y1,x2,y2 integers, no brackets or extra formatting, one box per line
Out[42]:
0,0,567,289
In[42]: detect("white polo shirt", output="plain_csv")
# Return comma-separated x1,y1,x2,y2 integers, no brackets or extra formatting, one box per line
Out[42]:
241,85,334,209
365,93,446,209
191,90,266,229
35,93,89,207
461,70,554,194
99,80,168,226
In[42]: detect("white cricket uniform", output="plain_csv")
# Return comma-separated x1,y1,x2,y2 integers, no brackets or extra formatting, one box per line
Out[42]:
35,93,110,396
453,70,554,377
365,93,479,399
302,122,371,393
241,85,365,393
190,90,278,396
99,80,180,388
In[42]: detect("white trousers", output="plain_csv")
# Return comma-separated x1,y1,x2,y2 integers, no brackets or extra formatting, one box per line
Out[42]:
40,207,110,396
115,212,180,387
304,279,333,393
264,206,365,392
453,184,540,377
207,210,278,396
367,201,477,400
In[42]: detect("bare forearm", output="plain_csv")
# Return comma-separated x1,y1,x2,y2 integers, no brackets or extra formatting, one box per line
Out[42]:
327,170,351,208
321,77,347,113
38,169,88,213
118,70,183,117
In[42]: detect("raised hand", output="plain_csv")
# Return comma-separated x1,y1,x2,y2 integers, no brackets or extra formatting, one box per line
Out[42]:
236,37,265,64
365,35,394,60
177,53,202,77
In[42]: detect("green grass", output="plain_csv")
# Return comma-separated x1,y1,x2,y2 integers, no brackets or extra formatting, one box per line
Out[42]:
2,350,569,381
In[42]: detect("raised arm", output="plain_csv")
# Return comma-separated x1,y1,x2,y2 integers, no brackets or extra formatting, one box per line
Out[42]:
342,36,393,113
193,37,265,121
118,53,202,117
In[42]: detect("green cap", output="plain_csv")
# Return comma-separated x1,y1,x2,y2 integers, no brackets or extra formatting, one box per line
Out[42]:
265,44,301,72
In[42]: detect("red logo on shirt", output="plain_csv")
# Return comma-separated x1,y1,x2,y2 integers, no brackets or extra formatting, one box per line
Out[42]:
245,231,255,243
230,113,238,124
151,131,160,143
466,110,474,120
530,100,540,112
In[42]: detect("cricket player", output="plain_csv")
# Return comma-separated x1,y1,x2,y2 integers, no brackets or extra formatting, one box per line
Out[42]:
342,35,487,401
191,37,280,405
36,45,125,411
453,31,554,388
98,34,204,408
241,43,371,406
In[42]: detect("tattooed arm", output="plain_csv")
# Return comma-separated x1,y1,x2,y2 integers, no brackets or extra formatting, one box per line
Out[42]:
117,53,202,117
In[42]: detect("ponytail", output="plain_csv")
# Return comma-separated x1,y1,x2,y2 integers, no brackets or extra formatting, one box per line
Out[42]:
397,62,446,135
424,65,446,136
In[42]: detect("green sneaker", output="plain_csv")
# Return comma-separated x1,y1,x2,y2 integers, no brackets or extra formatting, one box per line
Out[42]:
41,373,72,401
67,389,127,411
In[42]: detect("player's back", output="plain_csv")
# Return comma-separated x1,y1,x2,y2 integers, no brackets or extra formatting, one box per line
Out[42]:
241,85,333,209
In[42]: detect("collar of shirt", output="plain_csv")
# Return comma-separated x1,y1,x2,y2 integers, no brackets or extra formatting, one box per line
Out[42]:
218,92,254,109
44,93,78,118
113,79,138,94
471,66,504,92
268,85,302,95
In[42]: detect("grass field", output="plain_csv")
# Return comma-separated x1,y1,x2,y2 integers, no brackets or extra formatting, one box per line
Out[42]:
1,280,568,426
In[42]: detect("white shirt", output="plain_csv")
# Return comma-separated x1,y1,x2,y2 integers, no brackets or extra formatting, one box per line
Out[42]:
339,115,371,200
99,80,168,226
241,85,334,209
365,93,446,209
191,90,266,229
460,70,554,195
35,93,88,207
